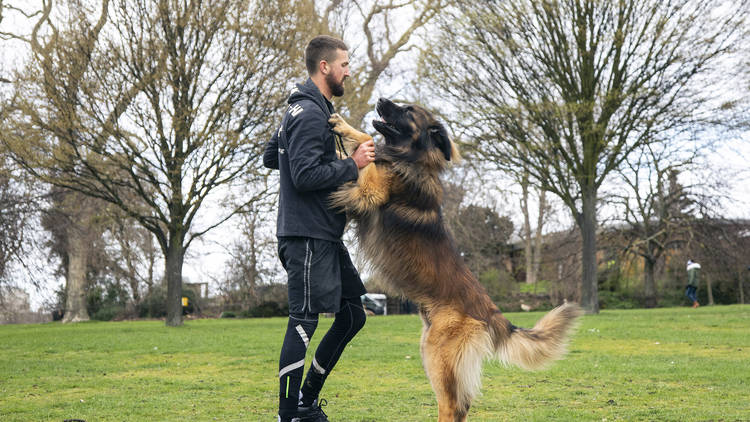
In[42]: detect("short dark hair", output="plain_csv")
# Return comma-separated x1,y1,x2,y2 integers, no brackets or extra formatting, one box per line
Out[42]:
305,35,348,75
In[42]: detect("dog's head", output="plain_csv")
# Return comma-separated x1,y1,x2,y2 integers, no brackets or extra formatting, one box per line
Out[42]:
372,98,457,164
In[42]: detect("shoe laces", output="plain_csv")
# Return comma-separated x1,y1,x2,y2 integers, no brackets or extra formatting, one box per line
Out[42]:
314,398,328,417
295,398,328,422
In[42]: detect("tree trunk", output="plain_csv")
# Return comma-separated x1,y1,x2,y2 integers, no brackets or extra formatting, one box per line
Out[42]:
62,227,90,323
247,216,260,307
643,257,657,308
521,174,534,284
579,185,599,314
738,271,744,305
165,232,185,327
706,273,714,306
532,188,546,284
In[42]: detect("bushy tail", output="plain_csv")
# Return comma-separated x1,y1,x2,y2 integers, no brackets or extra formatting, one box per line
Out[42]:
494,303,582,370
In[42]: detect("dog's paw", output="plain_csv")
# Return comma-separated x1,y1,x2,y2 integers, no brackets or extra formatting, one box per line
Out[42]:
329,164,390,214
329,113,373,144
328,113,347,134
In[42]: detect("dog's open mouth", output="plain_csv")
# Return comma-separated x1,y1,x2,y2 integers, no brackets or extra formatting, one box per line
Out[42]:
373,99,402,138
373,117,400,138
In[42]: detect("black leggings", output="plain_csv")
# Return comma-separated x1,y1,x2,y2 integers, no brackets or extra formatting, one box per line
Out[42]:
278,297,366,414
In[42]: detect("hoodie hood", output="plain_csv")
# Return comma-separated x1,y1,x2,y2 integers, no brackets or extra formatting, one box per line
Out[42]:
288,78,334,117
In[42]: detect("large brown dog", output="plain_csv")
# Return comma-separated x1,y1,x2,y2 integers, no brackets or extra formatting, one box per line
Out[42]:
328,98,582,422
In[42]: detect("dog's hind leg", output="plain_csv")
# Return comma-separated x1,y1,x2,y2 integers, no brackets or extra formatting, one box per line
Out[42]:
422,324,461,422
421,309,484,422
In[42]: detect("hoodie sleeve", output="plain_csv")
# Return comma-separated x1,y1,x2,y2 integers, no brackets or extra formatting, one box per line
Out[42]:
263,125,280,170
286,104,358,192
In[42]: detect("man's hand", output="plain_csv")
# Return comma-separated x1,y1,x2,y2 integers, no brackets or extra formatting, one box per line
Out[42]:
351,140,375,169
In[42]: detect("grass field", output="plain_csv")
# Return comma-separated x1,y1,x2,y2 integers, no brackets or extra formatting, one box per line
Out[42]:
1,305,749,421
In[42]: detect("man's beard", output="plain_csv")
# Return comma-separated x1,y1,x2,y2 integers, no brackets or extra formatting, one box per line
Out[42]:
326,72,345,97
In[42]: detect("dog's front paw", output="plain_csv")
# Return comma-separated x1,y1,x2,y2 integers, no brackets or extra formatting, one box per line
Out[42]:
328,113,347,135
329,164,390,215
329,113,373,145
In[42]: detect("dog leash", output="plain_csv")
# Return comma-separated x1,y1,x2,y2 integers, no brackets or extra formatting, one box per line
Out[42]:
334,133,349,158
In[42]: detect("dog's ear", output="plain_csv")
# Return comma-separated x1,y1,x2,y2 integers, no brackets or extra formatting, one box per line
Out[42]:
429,123,452,161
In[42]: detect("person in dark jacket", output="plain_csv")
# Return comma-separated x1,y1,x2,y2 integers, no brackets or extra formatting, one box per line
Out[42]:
686,259,701,308
264,35,375,422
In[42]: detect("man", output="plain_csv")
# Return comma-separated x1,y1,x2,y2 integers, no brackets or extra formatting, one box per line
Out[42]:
263,35,375,422
686,259,701,308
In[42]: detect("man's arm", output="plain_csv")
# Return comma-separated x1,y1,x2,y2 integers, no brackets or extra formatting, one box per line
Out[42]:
287,108,358,191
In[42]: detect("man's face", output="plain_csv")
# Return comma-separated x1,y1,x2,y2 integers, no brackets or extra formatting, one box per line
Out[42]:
324,49,350,97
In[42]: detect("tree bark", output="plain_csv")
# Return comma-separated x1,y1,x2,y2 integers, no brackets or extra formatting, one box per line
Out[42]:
705,273,714,306
521,170,546,285
643,257,657,308
532,189,546,284
579,185,599,314
165,231,185,327
521,174,534,284
62,227,90,323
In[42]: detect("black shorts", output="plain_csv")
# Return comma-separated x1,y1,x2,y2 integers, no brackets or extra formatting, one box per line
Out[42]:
278,237,366,314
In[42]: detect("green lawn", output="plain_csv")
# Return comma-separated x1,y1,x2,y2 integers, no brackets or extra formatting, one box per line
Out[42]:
1,305,748,421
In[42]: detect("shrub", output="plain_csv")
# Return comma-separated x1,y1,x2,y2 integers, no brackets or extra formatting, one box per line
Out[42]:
86,283,128,321
137,286,167,318
479,267,517,303
91,305,122,321
598,291,640,309
243,301,288,318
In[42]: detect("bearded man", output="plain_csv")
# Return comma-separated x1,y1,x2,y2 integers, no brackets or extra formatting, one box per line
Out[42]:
263,35,375,422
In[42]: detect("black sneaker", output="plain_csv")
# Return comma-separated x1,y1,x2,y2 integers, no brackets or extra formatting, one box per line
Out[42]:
292,398,329,422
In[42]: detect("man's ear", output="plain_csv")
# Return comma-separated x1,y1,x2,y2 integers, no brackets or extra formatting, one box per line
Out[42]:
319,60,329,75
429,124,452,161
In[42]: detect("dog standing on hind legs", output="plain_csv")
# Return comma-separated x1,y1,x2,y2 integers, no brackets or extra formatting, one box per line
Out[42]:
328,99,582,422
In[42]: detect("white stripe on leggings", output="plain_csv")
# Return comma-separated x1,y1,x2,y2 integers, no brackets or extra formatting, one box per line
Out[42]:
312,357,326,375
279,359,305,378
295,324,309,348
303,240,311,312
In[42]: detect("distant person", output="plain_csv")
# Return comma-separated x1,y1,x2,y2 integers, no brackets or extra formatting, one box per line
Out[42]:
686,259,701,308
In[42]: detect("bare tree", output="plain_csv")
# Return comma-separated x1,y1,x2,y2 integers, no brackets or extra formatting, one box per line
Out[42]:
614,143,695,307
520,170,546,285
1,2,48,85
442,176,514,280
0,163,35,287
421,0,748,313
218,194,280,311
41,188,110,322
104,213,159,307
1,0,306,325
680,218,750,305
